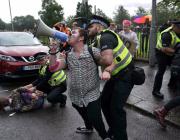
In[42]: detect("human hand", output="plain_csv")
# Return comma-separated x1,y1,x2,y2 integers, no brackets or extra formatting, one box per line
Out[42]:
35,90,44,97
161,47,175,56
28,87,36,92
101,71,111,81
31,93,38,99
60,51,66,59
49,44,59,53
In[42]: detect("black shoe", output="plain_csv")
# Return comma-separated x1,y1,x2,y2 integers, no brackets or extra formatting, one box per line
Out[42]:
168,83,177,91
59,96,67,108
51,103,57,107
152,91,164,99
59,102,66,108
107,128,113,139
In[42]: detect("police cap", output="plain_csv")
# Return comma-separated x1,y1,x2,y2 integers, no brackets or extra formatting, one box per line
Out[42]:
170,20,180,28
88,15,110,28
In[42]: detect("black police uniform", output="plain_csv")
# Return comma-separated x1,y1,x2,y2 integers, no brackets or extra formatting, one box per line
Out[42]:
171,43,180,92
32,65,67,106
152,28,180,98
88,15,134,140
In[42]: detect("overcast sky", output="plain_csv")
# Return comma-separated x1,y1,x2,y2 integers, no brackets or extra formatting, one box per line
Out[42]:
0,0,162,23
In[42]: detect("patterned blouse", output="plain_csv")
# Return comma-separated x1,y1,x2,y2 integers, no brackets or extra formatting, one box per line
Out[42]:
66,45,101,107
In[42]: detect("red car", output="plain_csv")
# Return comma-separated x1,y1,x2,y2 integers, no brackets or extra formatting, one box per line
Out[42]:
0,32,49,79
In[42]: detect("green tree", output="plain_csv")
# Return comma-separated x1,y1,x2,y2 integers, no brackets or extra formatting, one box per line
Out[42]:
66,15,75,28
96,8,112,22
0,18,6,30
162,0,180,11
156,0,180,25
163,0,179,18
13,15,36,31
135,7,149,16
38,0,64,27
76,1,92,19
113,5,130,25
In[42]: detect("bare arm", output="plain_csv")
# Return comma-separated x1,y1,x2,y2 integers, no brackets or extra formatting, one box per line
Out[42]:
97,32,117,67
101,62,116,81
23,84,34,89
48,42,67,72
49,53,67,72
160,47,175,56
98,49,113,66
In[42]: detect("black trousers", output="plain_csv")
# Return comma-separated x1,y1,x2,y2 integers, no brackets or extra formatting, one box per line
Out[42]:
72,99,108,139
101,68,134,140
170,70,180,92
153,50,174,92
46,82,67,104
164,96,180,111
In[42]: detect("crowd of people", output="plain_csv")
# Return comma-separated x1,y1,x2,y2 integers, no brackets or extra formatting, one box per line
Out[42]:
0,14,179,140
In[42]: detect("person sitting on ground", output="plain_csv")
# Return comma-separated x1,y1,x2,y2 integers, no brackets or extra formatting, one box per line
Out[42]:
0,87,44,113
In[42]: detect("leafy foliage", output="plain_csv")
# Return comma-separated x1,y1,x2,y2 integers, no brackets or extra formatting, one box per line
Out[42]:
38,0,64,27
13,15,36,31
135,7,149,16
75,1,92,19
113,5,130,25
156,0,180,25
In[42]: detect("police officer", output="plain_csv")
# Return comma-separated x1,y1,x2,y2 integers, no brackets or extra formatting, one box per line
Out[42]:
24,46,67,107
171,42,180,92
37,59,67,107
153,42,180,128
88,15,134,140
152,20,180,99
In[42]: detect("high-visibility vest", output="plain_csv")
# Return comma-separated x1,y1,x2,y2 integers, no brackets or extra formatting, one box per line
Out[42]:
90,29,132,76
156,26,180,50
39,64,66,86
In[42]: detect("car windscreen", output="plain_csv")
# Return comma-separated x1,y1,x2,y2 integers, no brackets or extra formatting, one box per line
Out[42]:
0,32,41,46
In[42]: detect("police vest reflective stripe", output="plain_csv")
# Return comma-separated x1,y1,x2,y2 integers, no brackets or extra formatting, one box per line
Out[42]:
48,70,66,86
92,29,132,76
39,64,66,86
39,64,47,76
156,26,180,50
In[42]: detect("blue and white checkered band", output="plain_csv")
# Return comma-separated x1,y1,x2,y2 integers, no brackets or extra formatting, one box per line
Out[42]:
90,19,108,28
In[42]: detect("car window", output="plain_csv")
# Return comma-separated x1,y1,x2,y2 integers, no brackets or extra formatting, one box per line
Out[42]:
0,32,41,46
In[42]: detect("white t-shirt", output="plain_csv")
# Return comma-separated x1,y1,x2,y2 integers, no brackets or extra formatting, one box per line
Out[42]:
119,30,139,50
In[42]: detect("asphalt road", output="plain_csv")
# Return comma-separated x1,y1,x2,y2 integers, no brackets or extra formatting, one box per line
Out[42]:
0,79,180,140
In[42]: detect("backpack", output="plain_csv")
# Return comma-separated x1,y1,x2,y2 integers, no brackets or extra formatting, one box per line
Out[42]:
87,47,98,66
131,67,146,85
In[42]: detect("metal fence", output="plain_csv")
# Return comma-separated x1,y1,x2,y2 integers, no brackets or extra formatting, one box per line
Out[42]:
135,32,160,61
135,32,150,61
